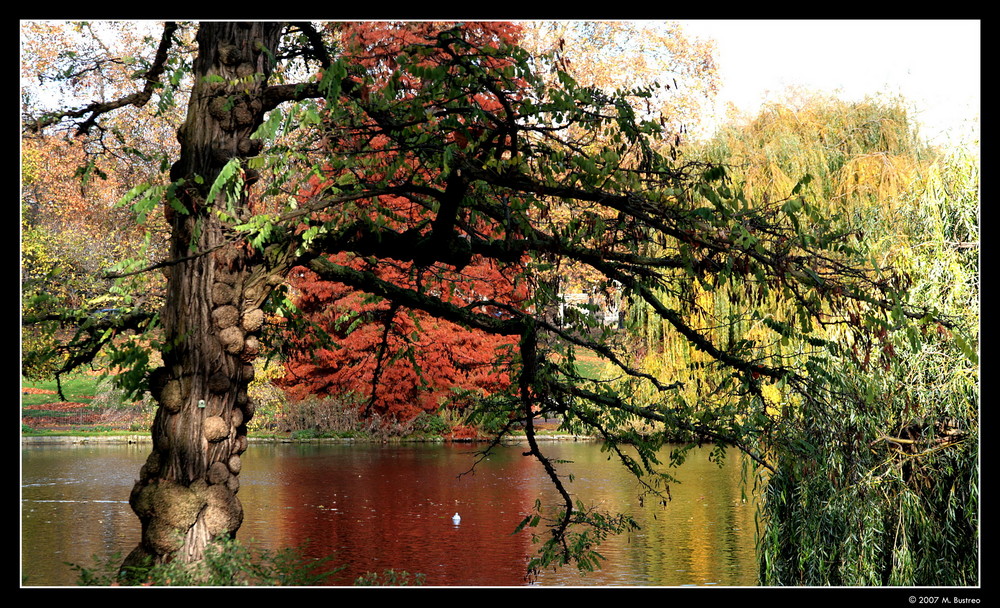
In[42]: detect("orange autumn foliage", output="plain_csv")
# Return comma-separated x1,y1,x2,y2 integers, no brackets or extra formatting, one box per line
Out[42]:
278,249,525,420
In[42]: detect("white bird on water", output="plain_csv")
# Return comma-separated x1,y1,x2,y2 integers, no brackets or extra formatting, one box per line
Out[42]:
452,512,461,525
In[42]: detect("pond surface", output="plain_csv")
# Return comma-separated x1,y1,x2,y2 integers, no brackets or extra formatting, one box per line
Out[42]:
21,440,760,587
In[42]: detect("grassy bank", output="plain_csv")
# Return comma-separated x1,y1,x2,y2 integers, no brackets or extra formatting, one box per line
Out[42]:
21,373,153,437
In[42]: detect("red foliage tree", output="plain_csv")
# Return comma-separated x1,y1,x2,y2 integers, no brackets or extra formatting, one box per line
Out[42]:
277,22,530,422
278,245,526,421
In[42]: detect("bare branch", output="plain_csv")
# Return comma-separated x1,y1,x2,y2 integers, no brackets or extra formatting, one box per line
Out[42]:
24,22,180,136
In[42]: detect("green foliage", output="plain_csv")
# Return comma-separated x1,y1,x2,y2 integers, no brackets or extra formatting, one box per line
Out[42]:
515,498,640,579
758,351,978,585
409,411,452,435
620,94,978,585
20,213,123,331
20,325,65,380
21,190,164,391
117,180,187,224
71,537,344,586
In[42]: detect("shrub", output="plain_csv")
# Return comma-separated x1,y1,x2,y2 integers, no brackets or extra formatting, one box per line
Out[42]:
354,569,426,586
280,394,416,441
71,537,343,586
246,358,290,433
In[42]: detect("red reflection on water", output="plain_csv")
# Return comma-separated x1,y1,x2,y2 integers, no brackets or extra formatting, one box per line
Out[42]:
240,443,543,586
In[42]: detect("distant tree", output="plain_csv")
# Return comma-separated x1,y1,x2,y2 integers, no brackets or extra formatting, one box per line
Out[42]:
521,20,719,142
22,21,963,582
21,128,170,392
278,265,521,421
21,21,180,388
517,21,719,301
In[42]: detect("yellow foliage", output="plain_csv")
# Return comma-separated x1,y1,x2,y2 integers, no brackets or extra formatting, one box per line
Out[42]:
246,358,289,432
833,152,921,208
623,92,976,434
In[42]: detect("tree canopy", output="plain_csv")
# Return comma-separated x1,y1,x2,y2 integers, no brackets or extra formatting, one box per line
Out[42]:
21,21,977,583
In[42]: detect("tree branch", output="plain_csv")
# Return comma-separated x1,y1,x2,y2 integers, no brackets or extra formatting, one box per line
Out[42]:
302,256,527,336
24,22,180,136
289,22,331,68
549,381,776,473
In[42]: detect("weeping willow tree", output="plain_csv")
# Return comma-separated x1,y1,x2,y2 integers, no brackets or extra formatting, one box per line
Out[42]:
626,94,978,585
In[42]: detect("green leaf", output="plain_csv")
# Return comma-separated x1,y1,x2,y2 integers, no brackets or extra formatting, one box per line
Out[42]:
206,158,243,209
253,108,284,141
319,59,347,98
116,183,154,209
791,173,813,194
781,197,803,215
953,332,978,365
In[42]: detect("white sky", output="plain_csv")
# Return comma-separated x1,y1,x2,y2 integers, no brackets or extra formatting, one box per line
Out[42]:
676,19,981,146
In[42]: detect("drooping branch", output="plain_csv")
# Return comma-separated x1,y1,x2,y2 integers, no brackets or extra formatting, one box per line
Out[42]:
365,301,402,417
518,324,577,566
548,380,777,474
284,188,792,390
533,315,684,393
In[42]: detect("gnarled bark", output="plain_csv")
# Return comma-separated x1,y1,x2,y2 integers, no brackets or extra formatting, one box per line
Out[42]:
123,22,285,570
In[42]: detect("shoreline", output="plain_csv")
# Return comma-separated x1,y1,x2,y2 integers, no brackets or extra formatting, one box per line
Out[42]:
20,432,593,445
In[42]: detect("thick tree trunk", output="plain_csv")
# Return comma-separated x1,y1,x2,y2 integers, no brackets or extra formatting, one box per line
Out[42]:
124,22,285,571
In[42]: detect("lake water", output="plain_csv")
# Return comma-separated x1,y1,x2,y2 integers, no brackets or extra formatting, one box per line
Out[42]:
21,439,760,587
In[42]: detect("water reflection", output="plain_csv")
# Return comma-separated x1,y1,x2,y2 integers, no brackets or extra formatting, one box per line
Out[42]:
239,443,541,586
21,443,146,586
21,440,759,586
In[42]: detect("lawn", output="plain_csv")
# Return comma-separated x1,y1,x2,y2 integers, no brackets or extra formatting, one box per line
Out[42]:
21,373,152,435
